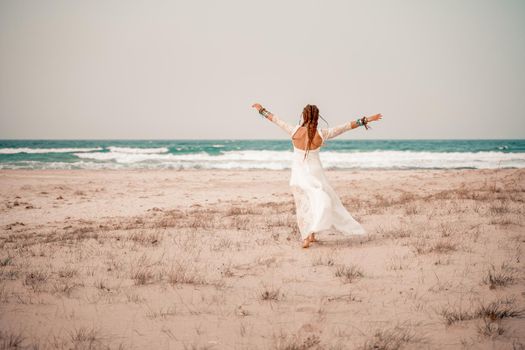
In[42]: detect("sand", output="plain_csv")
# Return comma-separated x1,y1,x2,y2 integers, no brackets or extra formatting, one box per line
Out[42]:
0,168,524,349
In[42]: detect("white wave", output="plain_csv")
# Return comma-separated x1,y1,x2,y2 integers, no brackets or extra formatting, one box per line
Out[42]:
106,146,169,154
73,150,292,164
4,150,525,170
0,147,103,154
0,160,126,170
77,150,525,169
74,151,180,163
319,150,525,169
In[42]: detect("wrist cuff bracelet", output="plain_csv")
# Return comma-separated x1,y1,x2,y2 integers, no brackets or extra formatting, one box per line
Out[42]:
355,117,370,129
259,108,271,118
361,116,370,130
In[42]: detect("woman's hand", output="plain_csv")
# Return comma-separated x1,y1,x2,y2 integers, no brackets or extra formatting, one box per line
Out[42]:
251,103,263,112
367,113,383,122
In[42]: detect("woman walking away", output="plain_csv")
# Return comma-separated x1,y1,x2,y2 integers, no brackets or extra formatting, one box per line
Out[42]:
251,103,383,248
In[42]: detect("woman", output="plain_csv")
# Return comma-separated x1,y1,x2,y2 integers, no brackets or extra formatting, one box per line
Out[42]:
251,103,383,248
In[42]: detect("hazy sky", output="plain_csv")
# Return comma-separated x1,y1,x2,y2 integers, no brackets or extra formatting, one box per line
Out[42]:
0,0,524,139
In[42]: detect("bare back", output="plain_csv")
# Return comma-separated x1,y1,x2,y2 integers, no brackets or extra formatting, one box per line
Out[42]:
292,126,323,151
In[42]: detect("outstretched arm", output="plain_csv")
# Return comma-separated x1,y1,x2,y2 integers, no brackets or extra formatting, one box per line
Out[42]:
251,103,294,136
321,114,383,140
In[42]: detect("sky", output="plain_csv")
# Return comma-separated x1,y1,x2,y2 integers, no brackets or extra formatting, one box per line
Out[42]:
0,0,524,140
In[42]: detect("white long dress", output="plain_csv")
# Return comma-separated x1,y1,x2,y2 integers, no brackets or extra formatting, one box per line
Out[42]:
268,114,367,240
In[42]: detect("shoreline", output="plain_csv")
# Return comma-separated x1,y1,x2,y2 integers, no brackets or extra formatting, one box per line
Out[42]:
1,167,521,172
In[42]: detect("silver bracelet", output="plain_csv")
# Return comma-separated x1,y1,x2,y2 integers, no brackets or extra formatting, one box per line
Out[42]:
355,118,362,127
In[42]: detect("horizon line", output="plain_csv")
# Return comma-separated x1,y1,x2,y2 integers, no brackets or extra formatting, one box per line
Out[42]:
0,138,524,141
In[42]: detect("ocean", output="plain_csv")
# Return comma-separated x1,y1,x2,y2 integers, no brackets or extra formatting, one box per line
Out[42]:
0,139,524,170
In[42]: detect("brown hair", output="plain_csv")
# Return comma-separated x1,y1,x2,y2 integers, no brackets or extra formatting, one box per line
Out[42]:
301,104,319,160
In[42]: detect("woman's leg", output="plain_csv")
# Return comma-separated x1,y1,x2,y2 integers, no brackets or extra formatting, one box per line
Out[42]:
308,233,318,242
302,233,318,248
302,237,311,248
293,186,314,249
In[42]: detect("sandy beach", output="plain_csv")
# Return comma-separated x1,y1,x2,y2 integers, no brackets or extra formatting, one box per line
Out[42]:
0,168,524,349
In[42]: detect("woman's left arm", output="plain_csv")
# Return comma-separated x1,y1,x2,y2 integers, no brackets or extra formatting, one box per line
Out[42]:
251,103,294,136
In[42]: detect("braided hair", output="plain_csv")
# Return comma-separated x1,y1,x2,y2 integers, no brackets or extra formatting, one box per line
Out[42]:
301,104,320,160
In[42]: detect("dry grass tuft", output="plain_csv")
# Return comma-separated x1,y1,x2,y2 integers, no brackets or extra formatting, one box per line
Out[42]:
23,270,49,292
411,237,457,255
334,264,364,283
512,339,525,350
51,281,79,297
182,343,216,350
360,322,426,350
404,204,419,215
211,237,233,251
264,215,293,229
372,194,395,209
489,216,518,226
259,285,283,301
58,267,78,279
489,200,510,215
428,239,458,254
0,330,24,349
397,192,417,204
68,327,103,349
128,230,162,246
230,215,251,230
131,268,154,285
168,261,207,285
225,206,256,216
386,254,409,271
130,254,157,285
94,279,111,291
482,262,518,289
476,297,525,321
438,223,453,237
219,262,235,278
439,304,476,325
126,293,146,304
0,269,19,281
186,209,220,230
273,332,321,350
439,297,525,325
145,305,177,319
375,225,411,239
311,253,336,267
0,285,10,303
68,227,99,242
0,257,13,267
476,317,505,338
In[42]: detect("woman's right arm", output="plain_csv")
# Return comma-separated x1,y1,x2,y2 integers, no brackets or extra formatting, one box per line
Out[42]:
251,103,294,136
321,114,383,140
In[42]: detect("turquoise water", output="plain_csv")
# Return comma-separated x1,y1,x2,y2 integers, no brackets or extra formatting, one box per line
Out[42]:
0,139,524,170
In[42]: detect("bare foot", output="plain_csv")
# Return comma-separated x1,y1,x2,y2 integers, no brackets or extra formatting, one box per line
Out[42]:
302,238,311,248
308,233,318,243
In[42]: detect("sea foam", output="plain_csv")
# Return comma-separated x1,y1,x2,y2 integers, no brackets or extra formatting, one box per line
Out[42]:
0,147,103,154
66,149,525,169
106,147,169,154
